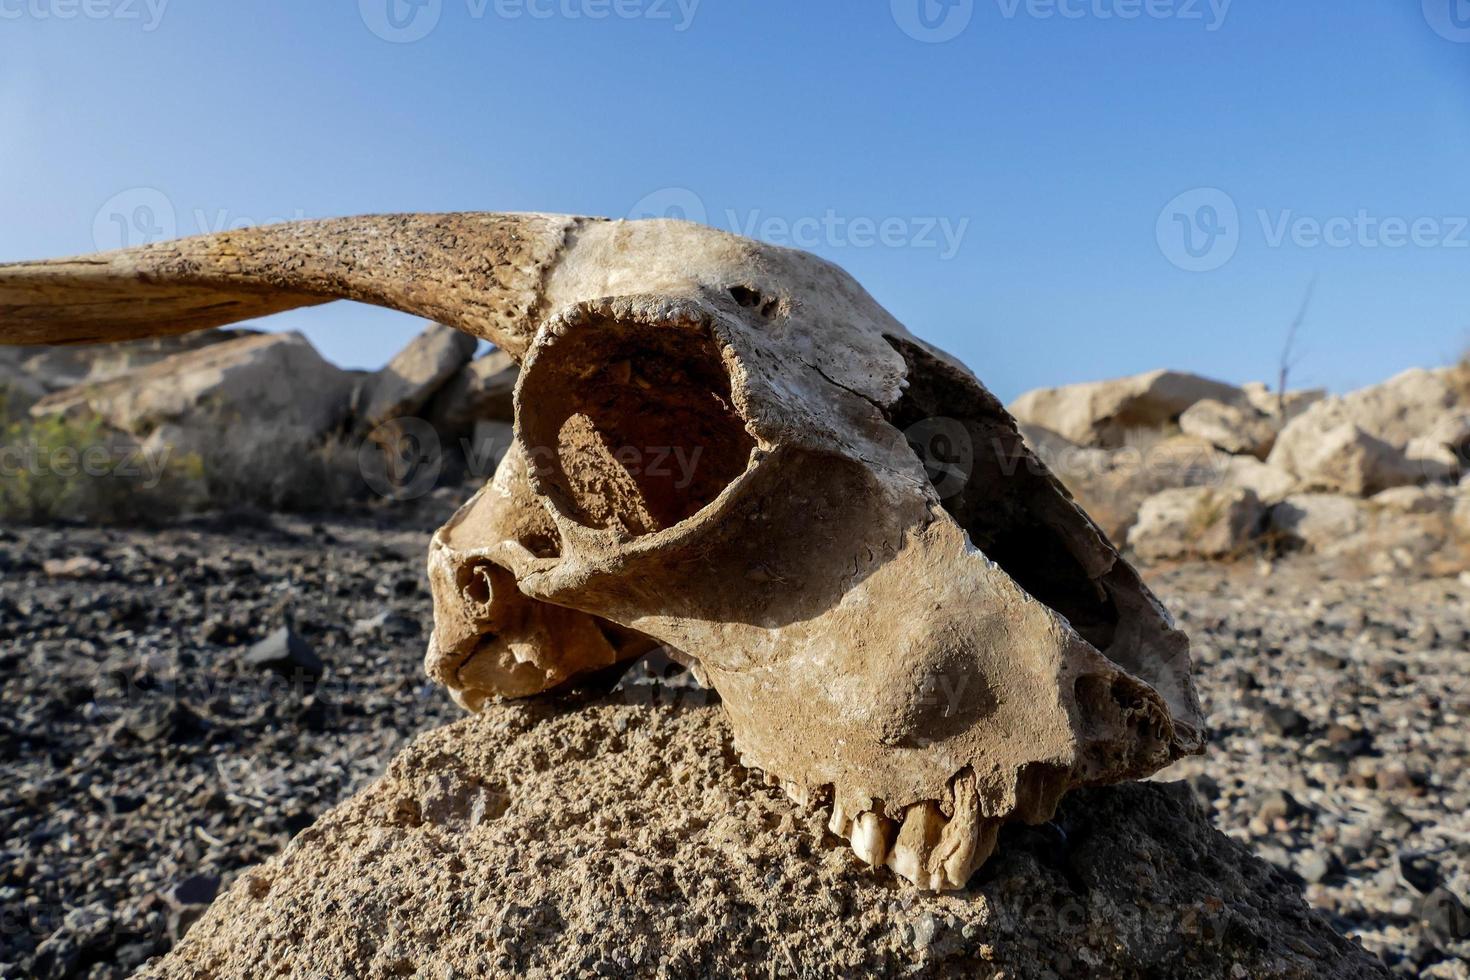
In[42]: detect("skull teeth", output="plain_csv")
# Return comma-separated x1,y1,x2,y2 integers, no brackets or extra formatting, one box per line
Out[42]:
741,758,999,891
850,811,893,867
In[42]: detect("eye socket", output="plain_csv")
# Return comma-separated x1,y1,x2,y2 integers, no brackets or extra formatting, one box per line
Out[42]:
518,306,756,536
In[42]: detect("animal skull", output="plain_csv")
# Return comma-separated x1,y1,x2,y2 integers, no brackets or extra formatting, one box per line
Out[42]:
1,213,1205,889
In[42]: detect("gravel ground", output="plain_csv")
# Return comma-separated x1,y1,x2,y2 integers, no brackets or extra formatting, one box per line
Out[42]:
1152,558,1470,978
0,506,461,978
1,514,1467,977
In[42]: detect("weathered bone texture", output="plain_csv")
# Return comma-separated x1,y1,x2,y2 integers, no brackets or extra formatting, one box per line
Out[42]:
0,213,1205,889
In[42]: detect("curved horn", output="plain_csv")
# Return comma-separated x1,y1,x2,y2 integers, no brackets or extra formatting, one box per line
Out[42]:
0,212,589,360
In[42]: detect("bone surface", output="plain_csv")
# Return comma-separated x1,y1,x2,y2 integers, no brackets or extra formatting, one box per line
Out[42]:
0,212,1206,888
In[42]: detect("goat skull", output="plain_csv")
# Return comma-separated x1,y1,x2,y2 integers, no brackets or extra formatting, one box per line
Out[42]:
1,213,1204,889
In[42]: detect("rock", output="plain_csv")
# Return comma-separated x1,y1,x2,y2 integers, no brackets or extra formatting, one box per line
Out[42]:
1269,367,1470,495
1222,455,1298,504
1370,485,1454,516
1455,491,1470,540
147,691,1390,979
1337,366,1469,447
1128,486,1264,561
1397,853,1442,895
0,355,49,414
168,874,221,907
423,348,518,435
30,332,355,488
115,700,207,745
1270,494,1368,551
1297,850,1333,885
1179,398,1279,458
1241,381,1325,422
351,611,418,636
355,324,479,431
1262,706,1311,739
1268,421,1421,497
41,556,105,580
29,904,117,980
1022,426,1230,542
1420,887,1470,944
240,628,323,678
1405,413,1470,481
462,419,515,482
1009,370,1244,448
3,330,256,402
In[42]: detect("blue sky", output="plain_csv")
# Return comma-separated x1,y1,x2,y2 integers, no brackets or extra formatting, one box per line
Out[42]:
3,0,1468,401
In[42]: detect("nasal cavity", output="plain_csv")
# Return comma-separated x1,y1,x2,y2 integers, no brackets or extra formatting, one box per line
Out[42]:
518,313,756,536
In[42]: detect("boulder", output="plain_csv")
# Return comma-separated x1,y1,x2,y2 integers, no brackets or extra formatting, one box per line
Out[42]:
1240,381,1325,422
1020,426,1228,542
1179,398,1279,458
145,689,1389,980
1221,455,1298,504
30,333,355,507
1454,489,1470,541
0,354,48,415
1405,412,1470,483
1270,494,1369,552
355,324,479,431
1270,490,1462,574
1270,367,1470,494
1009,370,1243,448
1369,485,1455,516
1334,366,1469,447
423,348,518,435
461,419,515,482
3,331,259,412
1268,420,1420,497
1128,486,1265,560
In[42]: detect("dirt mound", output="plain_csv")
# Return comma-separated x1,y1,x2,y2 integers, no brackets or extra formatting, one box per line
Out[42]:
146,684,1386,979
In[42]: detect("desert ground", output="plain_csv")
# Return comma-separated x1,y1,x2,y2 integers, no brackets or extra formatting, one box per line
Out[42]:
1,507,1466,978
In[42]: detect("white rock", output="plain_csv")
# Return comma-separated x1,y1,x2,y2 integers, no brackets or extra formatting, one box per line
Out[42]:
1009,370,1243,448
1127,486,1265,561
1179,399,1279,458
1268,420,1420,497
1222,456,1298,505
31,331,355,470
1240,381,1324,422
1269,494,1368,552
425,348,519,434
355,323,479,430
1369,485,1454,516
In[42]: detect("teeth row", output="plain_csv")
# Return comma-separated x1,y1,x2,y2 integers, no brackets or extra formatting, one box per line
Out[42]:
826,780,999,891
738,755,998,890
